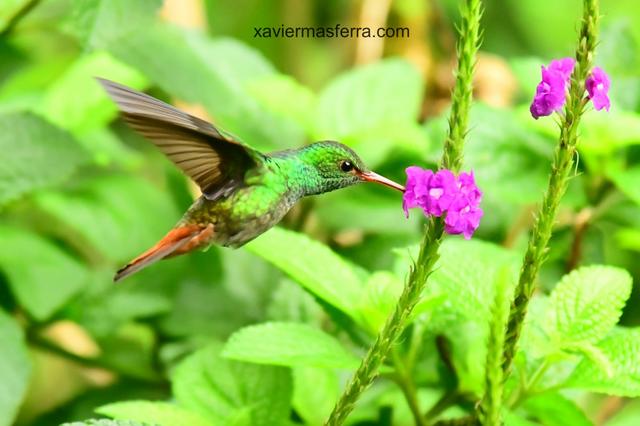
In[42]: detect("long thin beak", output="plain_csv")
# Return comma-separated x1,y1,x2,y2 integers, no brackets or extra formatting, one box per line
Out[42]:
359,171,405,192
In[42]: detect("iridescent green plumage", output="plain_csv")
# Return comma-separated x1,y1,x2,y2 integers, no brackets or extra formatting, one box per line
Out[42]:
98,79,403,281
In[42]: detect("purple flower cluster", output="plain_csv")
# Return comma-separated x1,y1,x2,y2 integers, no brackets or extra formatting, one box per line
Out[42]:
530,57,611,119
403,167,483,239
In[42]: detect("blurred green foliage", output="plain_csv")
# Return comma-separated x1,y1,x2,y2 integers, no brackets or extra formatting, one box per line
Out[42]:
1,0,640,425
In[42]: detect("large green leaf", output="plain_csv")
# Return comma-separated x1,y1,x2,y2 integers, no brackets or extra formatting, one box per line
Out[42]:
97,401,212,426
609,167,640,207
0,311,31,426
0,226,89,321
315,59,423,165
31,174,180,263
565,327,640,396
547,266,632,346
245,227,365,320
0,0,29,32
0,112,87,207
171,342,292,426
222,322,359,369
109,24,304,150
292,367,339,426
37,51,147,134
66,0,162,50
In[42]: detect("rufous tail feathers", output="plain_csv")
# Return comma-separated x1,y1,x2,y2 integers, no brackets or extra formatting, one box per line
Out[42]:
114,224,214,282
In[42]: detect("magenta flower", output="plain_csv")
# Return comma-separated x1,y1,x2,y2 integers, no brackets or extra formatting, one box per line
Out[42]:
403,166,433,218
530,57,575,119
444,199,484,240
403,167,483,239
586,67,611,111
549,57,575,81
424,169,457,216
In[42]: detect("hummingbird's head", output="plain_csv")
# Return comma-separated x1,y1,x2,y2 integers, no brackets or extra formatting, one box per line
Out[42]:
300,141,405,195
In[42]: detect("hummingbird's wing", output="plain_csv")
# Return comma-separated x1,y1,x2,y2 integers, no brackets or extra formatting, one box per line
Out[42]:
97,78,263,199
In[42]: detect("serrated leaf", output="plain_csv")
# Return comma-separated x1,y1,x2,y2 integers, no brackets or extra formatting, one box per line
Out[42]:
0,112,87,206
564,342,613,378
66,0,162,50
0,311,31,426
109,25,303,150
565,327,640,396
548,266,632,345
0,226,89,321
171,342,292,426
245,227,365,319
222,322,359,369
97,401,212,426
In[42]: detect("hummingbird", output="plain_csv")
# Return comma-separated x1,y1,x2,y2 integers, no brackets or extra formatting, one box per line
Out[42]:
98,78,405,282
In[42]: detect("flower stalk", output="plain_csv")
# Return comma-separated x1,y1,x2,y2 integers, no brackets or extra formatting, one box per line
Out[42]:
324,0,482,424
501,0,600,376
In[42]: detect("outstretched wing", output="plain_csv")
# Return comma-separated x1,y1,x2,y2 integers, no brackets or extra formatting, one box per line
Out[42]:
97,78,262,199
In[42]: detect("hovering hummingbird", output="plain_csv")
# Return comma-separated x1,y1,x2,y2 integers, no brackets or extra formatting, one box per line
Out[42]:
98,78,405,282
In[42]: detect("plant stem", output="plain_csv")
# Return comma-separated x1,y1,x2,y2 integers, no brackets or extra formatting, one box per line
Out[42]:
477,270,511,425
324,0,482,424
501,0,600,377
0,0,41,36
391,349,428,426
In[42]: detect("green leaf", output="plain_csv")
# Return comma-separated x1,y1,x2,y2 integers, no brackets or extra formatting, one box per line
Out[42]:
0,0,29,32
0,112,87,206
66,0,162,50
31,174,180,263
356,271,445,333
109,25,304,150
0,311,31,426
407,238,519,394
292,367,339,426
609,166,640,207
97,401,212,426
315,59,423,165
316,59,422,138
62,420,148,426
547,266,632,345
37,51,147,134
245,227,365,320
0,226,89,321
564,341,613,379
222,322,360,369
245,74,317,136
522,392,593,426
565,327,640,396
171,342,292,425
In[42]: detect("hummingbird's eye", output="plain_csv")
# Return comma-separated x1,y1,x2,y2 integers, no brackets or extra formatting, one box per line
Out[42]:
340,160,354,172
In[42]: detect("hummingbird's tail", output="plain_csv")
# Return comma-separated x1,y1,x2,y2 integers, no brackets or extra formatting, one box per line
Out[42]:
114,224,214,282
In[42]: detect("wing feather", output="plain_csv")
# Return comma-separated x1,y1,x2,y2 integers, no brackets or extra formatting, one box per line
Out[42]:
97,78,260,198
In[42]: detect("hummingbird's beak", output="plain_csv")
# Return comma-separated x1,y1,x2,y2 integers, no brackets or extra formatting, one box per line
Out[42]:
359,171,405,192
